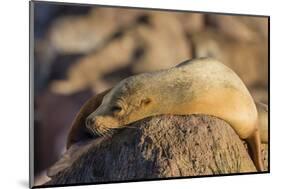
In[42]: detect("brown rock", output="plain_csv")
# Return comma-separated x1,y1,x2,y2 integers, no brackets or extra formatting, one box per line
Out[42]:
50,11,193,95
206,15,268,42
132,11,192,73
48,8,206,55
44,115,267,186
250,87,268,104
176,12,205,34
50,30,136,94
48,7,144,54
190,29,268,87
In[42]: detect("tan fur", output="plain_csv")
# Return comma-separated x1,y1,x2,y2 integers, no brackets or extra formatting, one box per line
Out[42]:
69,58,266,171
256,102,268,143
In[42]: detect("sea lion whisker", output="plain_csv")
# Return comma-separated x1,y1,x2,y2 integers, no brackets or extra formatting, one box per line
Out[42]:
95,128,100,136
125,125,137,129
91,128,96,136
100,132,105,137
92,126,97,135
104,131,111,137
115,125,136,130
98,127,113,137
95,126,102,136
102,128,111,137
99,126,108,136
88,125,96,136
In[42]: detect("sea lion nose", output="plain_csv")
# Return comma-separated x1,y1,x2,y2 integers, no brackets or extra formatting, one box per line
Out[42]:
85,117,94,128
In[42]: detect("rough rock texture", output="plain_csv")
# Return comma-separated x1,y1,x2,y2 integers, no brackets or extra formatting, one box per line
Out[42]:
45,115,268,186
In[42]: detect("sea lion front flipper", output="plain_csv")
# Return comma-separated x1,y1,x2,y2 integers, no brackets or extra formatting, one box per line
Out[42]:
246,128,264,171
66,88,111,149
47,136,108,177
47,140,91,177
255,101,268,143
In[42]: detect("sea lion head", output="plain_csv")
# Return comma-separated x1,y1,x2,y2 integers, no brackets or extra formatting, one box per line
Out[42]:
85,76,155,136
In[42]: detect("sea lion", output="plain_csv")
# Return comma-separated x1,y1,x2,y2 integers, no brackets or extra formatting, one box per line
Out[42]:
67,58,265,171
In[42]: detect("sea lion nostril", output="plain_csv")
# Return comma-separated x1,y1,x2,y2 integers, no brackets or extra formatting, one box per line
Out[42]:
86,117,93,128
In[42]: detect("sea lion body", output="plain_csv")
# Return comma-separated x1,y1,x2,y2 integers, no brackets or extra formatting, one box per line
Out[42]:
87,58,258,140
68,58,264,171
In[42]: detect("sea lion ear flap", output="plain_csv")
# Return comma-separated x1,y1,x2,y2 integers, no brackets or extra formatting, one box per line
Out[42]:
66,88,111,149
140,97,152,107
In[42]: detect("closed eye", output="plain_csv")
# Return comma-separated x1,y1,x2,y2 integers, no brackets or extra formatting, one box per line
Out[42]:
111,105,122,113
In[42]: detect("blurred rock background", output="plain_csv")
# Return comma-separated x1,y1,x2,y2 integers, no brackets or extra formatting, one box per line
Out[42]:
32,2,268,185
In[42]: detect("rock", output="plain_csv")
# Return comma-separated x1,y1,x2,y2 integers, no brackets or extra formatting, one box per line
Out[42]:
250,87,268,104
132,12,192,73
44,115,268,186
190,29,268,87
50,11,193,95
48,7,143,54
206,15,268,42
176,12,205,34
48,8,205,55
50,30,136,95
